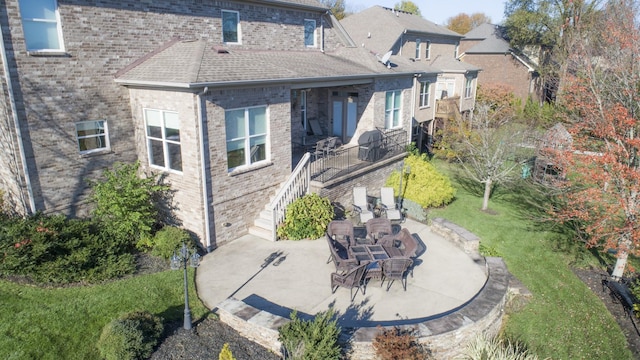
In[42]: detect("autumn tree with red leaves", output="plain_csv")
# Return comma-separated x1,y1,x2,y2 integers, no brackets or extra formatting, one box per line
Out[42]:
548,0,640,278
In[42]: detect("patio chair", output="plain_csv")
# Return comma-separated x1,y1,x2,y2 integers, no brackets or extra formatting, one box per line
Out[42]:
380,187,403,222
312,139,328,160
325,137,339,156
352,187,374,225
380,257,413,291
365,217,393,244
326,235,358,273
331,263,368,301
380,228,420,277
327,220,355,249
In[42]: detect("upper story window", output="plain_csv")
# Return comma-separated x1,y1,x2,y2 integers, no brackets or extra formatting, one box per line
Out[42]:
455,44,459,58
19,0,65,51
419,81,430,108
464,77,473,98
425,40,431,59
225,106,268,170
304,19,316,47
436,79,455,99
415,39,421,59
222,10,240,44
385,90,402,129
144,109,182,172
76,120,109,154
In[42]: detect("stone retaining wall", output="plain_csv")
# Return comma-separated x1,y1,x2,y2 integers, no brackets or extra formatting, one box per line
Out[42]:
214,220,510,359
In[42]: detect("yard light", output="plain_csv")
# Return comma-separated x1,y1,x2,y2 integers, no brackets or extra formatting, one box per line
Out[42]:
397,164,411,206
171,242,200,330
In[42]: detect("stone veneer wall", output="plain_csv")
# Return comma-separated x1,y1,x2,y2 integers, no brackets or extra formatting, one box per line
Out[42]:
214,220,510,360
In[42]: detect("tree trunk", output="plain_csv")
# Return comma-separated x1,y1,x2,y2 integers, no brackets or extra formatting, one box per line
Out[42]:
482,179,492,211
612,250,628,279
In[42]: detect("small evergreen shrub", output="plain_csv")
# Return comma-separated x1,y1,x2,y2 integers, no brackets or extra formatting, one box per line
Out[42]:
219,343,237,360
372,326,429,360
149,226,195,260
385,154,455,209
278,309,341,360
97,310,163,360
276,193,334,240
459,334,542,360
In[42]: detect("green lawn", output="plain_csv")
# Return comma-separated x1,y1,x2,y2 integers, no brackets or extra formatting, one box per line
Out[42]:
0,269,208,360
430,162,632,359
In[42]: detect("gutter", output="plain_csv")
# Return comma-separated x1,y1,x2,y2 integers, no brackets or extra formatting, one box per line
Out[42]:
196,86,212,251
0,26,35,214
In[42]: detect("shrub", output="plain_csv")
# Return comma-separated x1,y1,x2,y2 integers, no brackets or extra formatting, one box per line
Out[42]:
459,334,543,360
97,310,163,360
278,309,341,360
149,226,195,260
89,161,170,250
385,154,455,209
219,343,237,360
372,326,429,360
276,193,334,240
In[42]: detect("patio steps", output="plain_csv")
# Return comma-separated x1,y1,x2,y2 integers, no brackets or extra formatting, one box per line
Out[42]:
248,206,276,241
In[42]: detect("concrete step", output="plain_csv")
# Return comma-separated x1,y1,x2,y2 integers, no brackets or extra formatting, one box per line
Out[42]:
248,225,273,241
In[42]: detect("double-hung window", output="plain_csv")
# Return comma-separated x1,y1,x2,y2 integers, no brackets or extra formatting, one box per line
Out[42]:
425,40,431,59
464,77,473,98
415,39,421,59
225,106,268,170
385,90,402,129
19,0,64,51
436,79,455,99
222,10,240,44
144,109,182,172
304,19,316,47
419,81,430,108
76,120,108,154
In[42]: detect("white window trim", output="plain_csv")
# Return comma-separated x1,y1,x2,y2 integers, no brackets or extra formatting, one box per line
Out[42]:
221,9,241,45
304,19,317,48
19,0,65,52
75,120,109,155
419,81,430,108
144,108,183,174
225,105,269,172
415,39,421,60
425,40,431,60
385,90,402,129
464,77,473,98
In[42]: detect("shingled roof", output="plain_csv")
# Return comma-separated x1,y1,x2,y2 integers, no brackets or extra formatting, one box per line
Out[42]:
115,39,435,88
463,23,512,54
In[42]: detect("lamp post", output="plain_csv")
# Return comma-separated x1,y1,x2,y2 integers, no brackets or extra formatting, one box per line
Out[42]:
171,242,200,330
397,164,411,206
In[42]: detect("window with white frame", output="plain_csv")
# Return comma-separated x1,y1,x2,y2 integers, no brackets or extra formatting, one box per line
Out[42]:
385,90,402,129
415,39,421,59
436,79,455,99
225,106,268,170
75,120,108,154
300,90,308,133
222,10,240,44
304,19,316,47
144,109,182,172
419,81,430,108
455,44,459,58
425,40,431,59
19,0,64,51
464,77,473,98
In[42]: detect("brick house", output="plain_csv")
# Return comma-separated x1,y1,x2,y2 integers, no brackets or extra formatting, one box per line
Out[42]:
340,6,480,153
459,23,541,105
0,0,425,250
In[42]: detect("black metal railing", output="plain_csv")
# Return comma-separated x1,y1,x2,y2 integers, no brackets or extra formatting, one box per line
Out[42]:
309,128,408,183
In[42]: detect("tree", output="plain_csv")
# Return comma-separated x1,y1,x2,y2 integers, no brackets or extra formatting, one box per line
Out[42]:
547,0,640,278
395,1,421,16
445,13,492,34
321,0,346,20
504,0,600,102
443,85,532,211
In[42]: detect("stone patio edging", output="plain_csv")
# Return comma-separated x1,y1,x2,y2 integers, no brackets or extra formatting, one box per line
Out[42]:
214,220,510,359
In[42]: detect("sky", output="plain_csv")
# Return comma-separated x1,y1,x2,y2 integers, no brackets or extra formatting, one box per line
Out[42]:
346,0,507,26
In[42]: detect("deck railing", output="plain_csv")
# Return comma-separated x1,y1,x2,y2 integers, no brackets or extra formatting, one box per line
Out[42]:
269,152,311,240
309,128,408,183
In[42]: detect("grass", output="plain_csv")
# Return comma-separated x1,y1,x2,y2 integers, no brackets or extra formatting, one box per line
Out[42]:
0,268,209,360
430,160,632,359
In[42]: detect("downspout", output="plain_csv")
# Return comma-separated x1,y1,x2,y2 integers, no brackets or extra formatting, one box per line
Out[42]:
197,86,211,251
321,11,327,53
411,73,418,142
0,27,35,214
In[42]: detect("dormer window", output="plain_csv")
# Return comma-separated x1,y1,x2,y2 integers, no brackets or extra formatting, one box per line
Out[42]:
222,10,241,44
304,19,316,47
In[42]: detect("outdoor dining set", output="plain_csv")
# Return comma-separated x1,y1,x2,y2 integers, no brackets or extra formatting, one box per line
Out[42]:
325,217,422,301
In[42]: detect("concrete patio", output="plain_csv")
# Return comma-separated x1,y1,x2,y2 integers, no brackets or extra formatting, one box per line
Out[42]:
195,218,509,358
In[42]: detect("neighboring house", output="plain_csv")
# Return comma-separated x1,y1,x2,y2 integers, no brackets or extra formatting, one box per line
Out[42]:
459,23,541,105
340,6,480,153
0,0,424,249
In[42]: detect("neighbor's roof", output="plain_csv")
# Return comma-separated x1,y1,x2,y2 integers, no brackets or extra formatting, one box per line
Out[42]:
114,39,437,88
430,56,480,73
463,23,502,40
257,0,328,11
340,6,462,55
463,23,511,54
